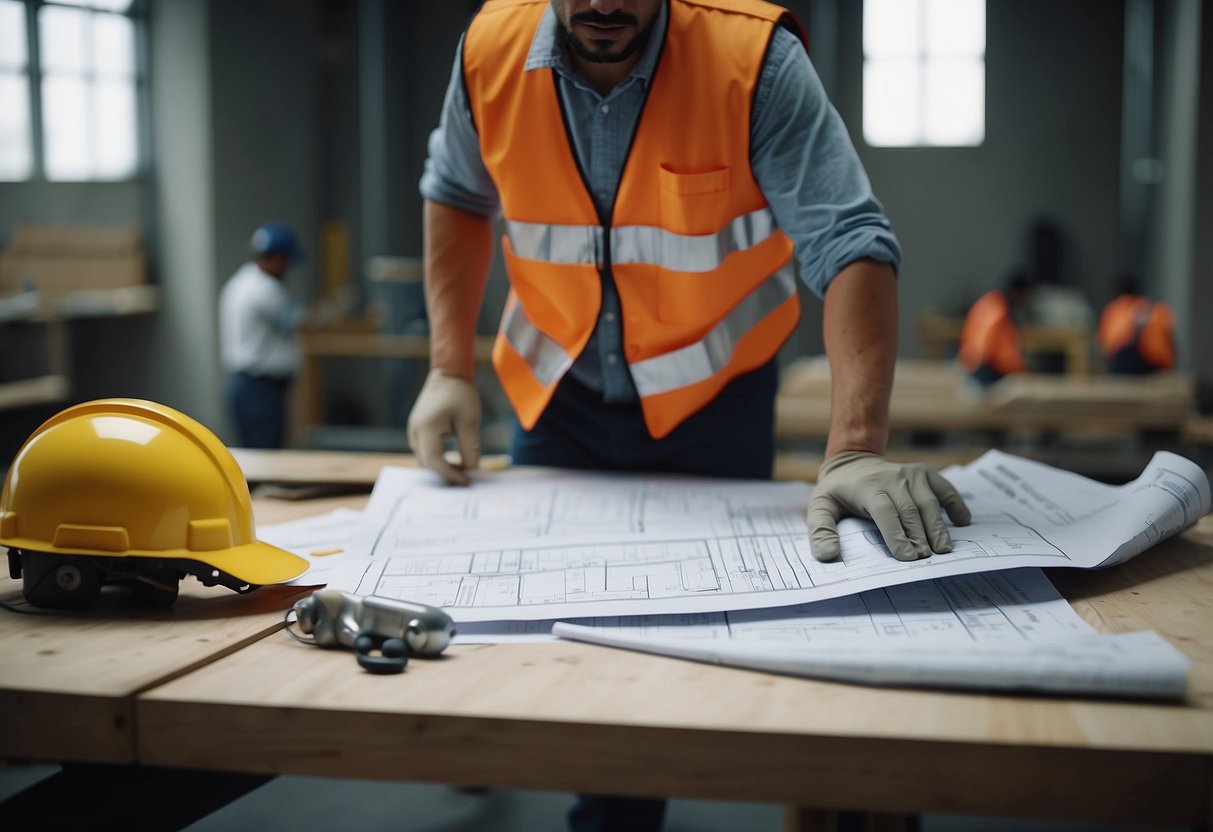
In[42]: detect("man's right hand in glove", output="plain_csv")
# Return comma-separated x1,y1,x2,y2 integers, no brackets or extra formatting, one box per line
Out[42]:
407,369,482,485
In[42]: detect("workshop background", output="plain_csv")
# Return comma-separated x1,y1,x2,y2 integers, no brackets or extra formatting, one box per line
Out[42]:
1,1,1210,830
1,0,1210,471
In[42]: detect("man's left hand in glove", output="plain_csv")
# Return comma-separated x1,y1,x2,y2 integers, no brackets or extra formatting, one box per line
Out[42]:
808,451,972,562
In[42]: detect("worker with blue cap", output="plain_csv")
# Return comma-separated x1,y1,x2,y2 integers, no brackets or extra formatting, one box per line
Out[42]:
218,221,305,448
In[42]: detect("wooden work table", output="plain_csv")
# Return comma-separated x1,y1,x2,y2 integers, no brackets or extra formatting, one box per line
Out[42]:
0,581,304,764
133,512,1213,826
1,452,1211,828
0,496,349,766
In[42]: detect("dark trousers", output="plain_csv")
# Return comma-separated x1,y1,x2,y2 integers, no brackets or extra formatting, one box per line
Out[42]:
510,358,778,480
968,362,1004,387
227,371,291,449
510,360,778,832
1108,344,1154,375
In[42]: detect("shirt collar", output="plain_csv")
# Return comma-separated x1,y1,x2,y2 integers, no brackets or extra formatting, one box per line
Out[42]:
525,1,667,90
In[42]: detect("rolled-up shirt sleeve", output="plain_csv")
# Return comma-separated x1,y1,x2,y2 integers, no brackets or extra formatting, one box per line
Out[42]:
419,36,501,219
751,28,901,299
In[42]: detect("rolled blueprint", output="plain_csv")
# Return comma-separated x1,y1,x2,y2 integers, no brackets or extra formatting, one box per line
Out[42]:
552,623,1191,700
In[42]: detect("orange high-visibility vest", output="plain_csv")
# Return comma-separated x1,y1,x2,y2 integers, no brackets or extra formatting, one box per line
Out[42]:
463,0,800,439
958,290,1026,377
1097,294,1176,370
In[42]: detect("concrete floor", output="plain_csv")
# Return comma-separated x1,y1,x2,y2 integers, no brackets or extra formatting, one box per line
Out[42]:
0,762,1187,832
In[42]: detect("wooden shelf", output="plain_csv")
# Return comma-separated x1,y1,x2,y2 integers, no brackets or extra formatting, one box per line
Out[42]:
0,286,159,413
46,284,159,318
0,284,158,322
292,330,495,447
0,374,70,411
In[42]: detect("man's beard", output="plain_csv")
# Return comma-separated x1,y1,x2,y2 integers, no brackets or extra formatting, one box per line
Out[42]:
565,10,656,64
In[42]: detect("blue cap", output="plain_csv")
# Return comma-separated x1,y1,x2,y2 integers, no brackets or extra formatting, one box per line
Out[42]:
250,221,302,262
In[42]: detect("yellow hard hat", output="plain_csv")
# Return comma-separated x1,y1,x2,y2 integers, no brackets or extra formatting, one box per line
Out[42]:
1,398,307,608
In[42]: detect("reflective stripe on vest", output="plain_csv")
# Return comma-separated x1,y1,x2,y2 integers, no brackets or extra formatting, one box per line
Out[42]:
507,205,779,273
502,260,796,397
501,298,574,388
630,263,796,395
506,220,604,267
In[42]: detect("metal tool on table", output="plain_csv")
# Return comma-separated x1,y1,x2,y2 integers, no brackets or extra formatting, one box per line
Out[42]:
286,588,456,674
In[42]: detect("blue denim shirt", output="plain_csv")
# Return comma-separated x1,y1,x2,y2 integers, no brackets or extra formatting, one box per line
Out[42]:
420,3,901,403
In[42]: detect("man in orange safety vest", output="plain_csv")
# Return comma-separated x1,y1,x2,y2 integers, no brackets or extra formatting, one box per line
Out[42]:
958,273,1029,386
1097,276,1176,374
409,2,974,829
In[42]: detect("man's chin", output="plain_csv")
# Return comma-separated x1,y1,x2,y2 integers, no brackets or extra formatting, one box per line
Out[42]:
571,37,636,64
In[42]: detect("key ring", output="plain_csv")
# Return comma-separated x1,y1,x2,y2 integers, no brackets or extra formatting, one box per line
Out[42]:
354,633,408,674
282,607,317,645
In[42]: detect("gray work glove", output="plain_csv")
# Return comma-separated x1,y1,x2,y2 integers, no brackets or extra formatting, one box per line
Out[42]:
808,451,972,562
407,369,482,485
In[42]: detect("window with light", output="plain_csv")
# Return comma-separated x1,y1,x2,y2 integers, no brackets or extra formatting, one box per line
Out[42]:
863,0,986,147
0,0,143,182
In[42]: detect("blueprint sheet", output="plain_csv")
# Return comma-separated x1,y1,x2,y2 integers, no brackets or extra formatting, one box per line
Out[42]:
455,567,1092,644
551,624,1189,699
256,514,1092,646
257,508,365,588
331,450,1210,623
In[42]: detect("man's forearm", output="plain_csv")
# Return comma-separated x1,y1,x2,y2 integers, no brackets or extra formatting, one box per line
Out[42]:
424,199,494,379
822,258,898,458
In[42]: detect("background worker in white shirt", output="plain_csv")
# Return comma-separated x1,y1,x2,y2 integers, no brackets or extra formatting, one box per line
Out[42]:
218,221,304,449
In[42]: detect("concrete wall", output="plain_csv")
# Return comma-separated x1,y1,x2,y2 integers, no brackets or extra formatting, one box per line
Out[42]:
209,0,321,304
1151,0,1201,376
0,182,143,245
834,0,1125,358
146,0,322,440
146,0,219,426
1192,0,1213,412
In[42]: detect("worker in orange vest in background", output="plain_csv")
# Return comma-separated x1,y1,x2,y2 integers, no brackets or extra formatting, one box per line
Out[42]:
1097,276,1176,374
958,273,1029,385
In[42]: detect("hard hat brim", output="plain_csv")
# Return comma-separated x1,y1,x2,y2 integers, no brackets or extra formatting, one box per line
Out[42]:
0,537,310,586
194,540,311,586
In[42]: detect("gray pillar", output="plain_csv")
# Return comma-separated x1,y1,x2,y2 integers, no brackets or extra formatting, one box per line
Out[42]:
1193,2,1213,411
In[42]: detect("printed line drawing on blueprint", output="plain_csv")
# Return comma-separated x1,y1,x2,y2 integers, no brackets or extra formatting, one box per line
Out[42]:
356,466,806,556
336,452,1210,622
347,511,1073,624
455,568,1094,645
362,537,784,609
827,513,1068,575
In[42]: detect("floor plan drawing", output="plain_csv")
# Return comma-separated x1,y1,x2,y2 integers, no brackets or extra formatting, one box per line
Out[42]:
453,567,1094,645
335,451,1209,622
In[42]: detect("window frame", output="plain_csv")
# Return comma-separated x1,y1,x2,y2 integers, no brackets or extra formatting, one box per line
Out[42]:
2,0,149,183
861,0,987,149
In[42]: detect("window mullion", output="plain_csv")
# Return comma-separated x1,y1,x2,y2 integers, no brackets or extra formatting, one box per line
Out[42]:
25,0,46,180
917,0,928,146
86,9,96,177
134,1,150,180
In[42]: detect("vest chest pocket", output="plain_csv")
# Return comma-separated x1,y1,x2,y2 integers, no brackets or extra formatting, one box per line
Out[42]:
657,164,732,236
654,165,735,324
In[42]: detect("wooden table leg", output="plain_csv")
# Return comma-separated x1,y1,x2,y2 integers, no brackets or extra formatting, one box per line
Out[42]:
784,806,838,832
870,812,916,832
784,808,917,832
